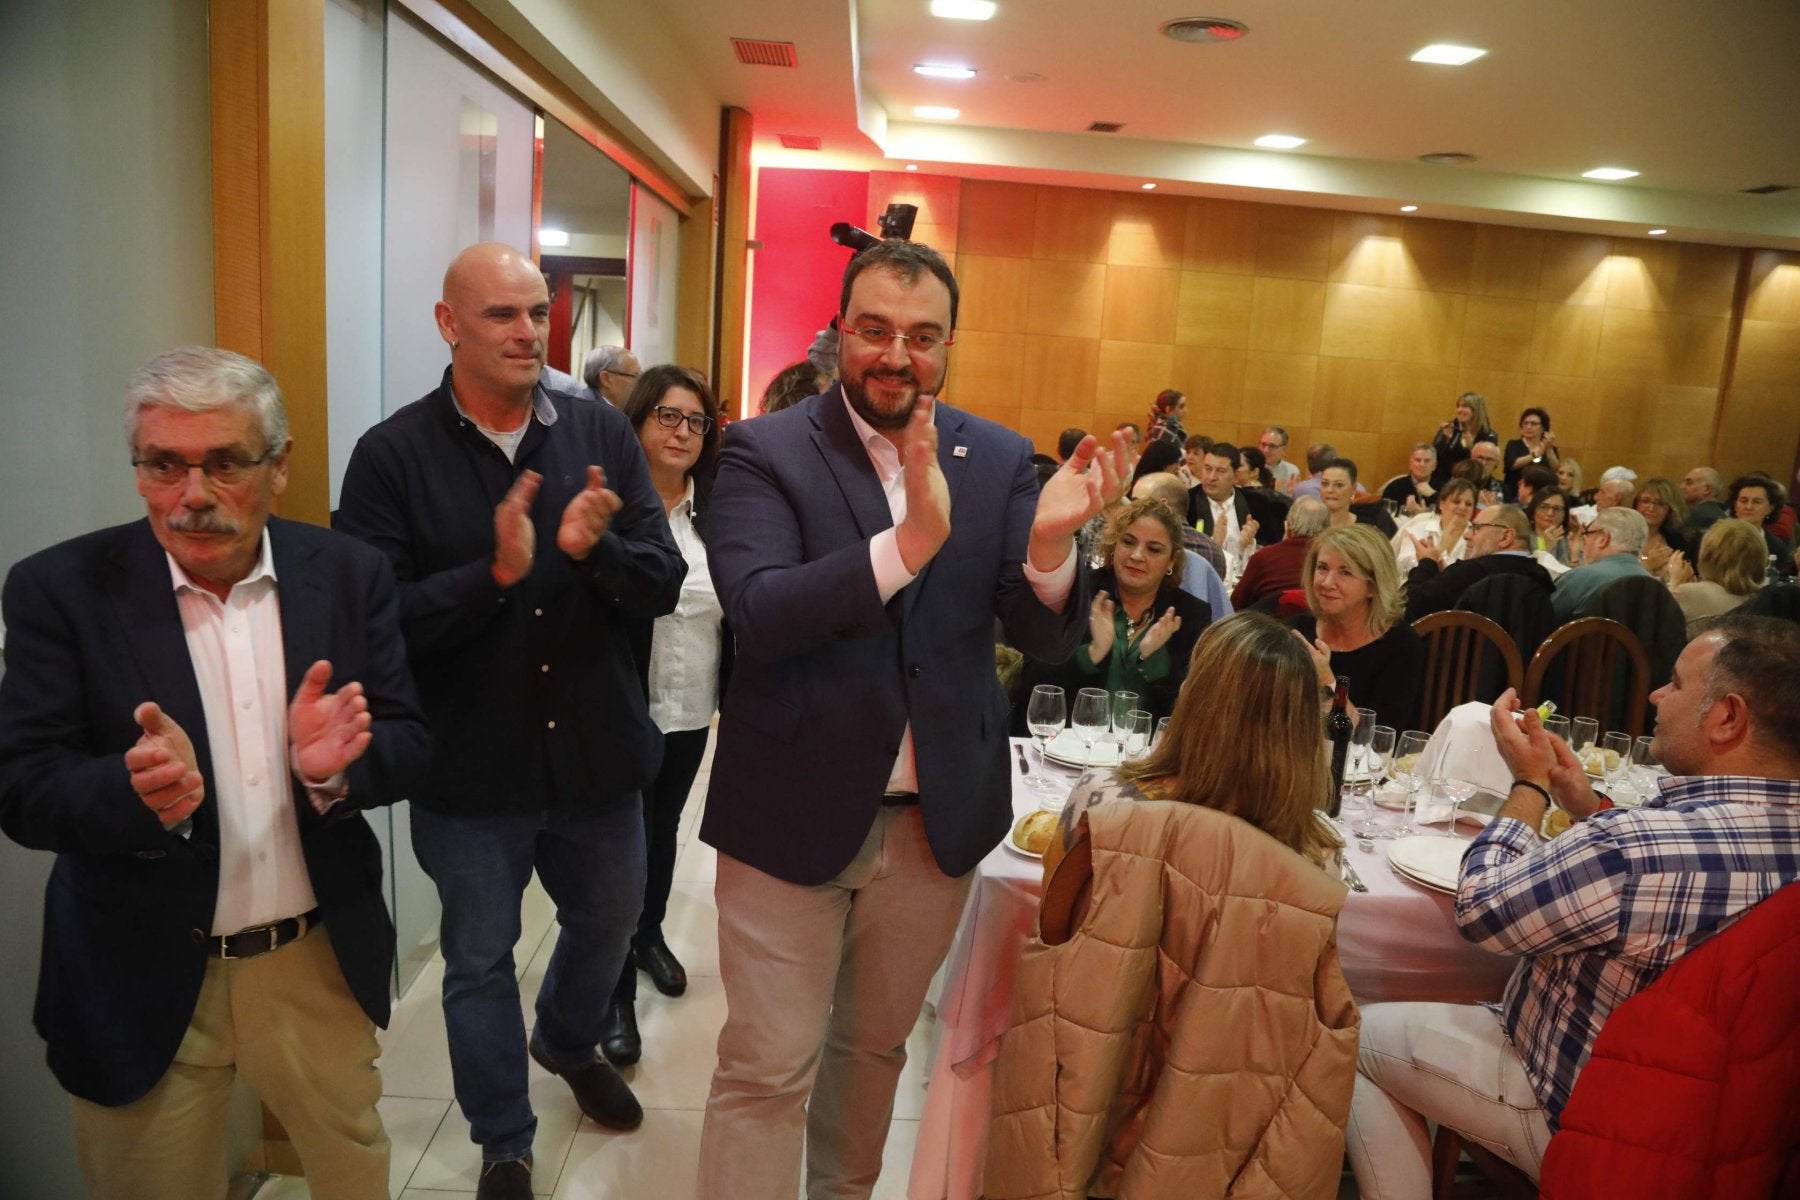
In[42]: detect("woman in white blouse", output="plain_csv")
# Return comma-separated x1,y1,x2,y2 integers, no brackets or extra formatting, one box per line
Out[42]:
1392,478,1477,573
606,365,730,1065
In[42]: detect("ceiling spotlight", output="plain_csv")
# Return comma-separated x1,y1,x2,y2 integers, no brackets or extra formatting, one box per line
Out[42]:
930,0,996,19
1254,134,1306,149
1648,228,1668,236
913,106,961,120
1399,205,1418,213
1582,167,1639,181
905,163,919,171
538,229,570,248
1411,44,1487,65
1141,182,1157,190
914,64,976,79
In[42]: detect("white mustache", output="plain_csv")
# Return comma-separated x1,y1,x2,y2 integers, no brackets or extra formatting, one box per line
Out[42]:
166,509,238,535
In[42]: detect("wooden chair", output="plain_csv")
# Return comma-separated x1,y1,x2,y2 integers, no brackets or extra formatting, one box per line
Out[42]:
1412,610,1524,730
1523,617,1652,737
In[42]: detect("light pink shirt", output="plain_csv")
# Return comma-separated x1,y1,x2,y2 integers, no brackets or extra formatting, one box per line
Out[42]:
167,531,319,934
843,395,1076,793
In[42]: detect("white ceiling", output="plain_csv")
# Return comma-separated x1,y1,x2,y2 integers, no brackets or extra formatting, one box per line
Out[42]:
650,0,1800,249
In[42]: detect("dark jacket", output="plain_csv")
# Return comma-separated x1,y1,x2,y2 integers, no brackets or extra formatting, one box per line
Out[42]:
0,518,432,1104
1403,551,1553,624
335,369,684,816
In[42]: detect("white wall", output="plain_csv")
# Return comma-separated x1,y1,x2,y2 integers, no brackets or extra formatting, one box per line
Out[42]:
629,182,683,370
0,0,215,1193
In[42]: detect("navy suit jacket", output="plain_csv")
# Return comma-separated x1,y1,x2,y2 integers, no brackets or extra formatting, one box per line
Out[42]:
0,516,431,1106
698,389,1087,885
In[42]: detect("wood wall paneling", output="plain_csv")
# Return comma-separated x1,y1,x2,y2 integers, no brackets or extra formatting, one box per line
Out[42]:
946,328,1024,411
1095,340,1175,414
1470,226,1545,299
1320,283,1396,360
1032,187,1114,263
956,254,1032,334
959,180,1039,259
1019,334,1101,418
1100,265,1180,344
1171,345,1247,420
1247,277,1325,355
1175,271,1255,349
1184,198,1259,275
1254,205,1334,281
1024,259,1106,338
1108,193,1187,269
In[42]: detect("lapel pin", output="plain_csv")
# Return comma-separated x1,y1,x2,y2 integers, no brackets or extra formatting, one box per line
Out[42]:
953,445,968,458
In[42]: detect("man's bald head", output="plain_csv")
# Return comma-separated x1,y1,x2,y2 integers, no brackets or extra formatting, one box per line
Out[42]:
1130,471,1190,514
433,243,550,407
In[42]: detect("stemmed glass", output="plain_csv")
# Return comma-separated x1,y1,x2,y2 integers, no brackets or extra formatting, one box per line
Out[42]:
1153,717,1171,750
1351,725,1396,836
1600,731,1633,795
1024,685,1067,793
1431,777,1478,836
1121,710,1153,759
1571,717,1599,767
1110,690,1141,761
1071,688,1111,769
1351,707,1378,792
1630,736,1665,798
1542,714,1571,744
1386,730,1433,838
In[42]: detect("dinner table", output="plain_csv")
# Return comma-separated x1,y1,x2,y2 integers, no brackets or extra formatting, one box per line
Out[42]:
907,729,1519,1200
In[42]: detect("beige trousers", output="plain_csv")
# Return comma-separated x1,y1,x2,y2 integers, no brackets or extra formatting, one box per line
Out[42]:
697,805,974,1200
70,923,389,1200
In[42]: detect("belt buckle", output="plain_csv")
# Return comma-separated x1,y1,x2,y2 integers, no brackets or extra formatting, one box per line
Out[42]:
219,921,278,960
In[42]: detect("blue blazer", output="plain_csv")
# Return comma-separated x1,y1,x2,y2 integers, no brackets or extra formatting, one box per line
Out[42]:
699,389,1087,885
0,517,432,1106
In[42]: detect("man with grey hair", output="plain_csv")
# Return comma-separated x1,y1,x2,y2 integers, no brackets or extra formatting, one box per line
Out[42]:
583,344,641,406
1552,506,1652,620
1681,466,1727,536
1260,426,1299,491
1402,504,1551,622
0,346,431,1200
1230,496,1327,609
1571,472,1638,532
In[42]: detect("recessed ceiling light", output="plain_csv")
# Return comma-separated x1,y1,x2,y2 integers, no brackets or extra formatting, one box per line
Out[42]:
1141,182,1157,190
1399,205,1418,213
538,229,569,248
1411,44,1487,66
1648,228,1668,236
913,106,961,121
1582,167,1639,181
905,163,919,171
1254,134,1306,149
914,64,976,80
930,0,996,19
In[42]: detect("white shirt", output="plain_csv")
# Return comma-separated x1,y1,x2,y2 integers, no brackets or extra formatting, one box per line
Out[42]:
1209,492,1247,578
647,478,725,732
1392,511,1470,573
844,395,1076,794
167,531,318,935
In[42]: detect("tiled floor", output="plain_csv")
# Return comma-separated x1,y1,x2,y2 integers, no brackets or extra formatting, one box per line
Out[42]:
257,749,932,1200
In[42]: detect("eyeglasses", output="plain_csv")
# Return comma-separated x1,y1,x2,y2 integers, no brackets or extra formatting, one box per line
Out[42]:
1259,440,1284,450
133,450,275,488
1537,503,1566,514
650,405,713,435
843,323,955,353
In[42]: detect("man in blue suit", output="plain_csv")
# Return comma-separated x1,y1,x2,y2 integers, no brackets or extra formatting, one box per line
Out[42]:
0,347,431,1200
695,240,1127,1198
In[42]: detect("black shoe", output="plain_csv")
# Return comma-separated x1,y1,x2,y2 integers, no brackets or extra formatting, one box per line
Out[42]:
529,1035,644,1131
634,938,688,997
600,998,642,1067
477,1157,532,1200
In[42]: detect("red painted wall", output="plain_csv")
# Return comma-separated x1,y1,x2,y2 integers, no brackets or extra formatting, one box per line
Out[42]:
746,167,869,416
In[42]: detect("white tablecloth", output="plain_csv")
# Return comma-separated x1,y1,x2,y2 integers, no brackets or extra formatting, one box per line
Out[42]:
908,736,1516,1200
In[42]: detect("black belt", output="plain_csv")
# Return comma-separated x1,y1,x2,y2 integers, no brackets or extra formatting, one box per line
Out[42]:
881,791,920,807
199,909,320,960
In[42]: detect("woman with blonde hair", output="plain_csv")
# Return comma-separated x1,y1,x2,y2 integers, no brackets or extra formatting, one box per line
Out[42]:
1293,523,1424,728
1429,391,1497,486
1557,457,1585,499
1633,476,1690,574
1666,518,1767,635
1051,612,1339,872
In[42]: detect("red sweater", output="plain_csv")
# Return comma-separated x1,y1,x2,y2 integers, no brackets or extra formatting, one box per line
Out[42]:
1537,880,1800,1198
1230,534,1312,609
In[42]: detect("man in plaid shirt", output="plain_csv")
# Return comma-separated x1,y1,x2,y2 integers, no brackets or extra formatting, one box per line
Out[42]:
1347,614,1800,1198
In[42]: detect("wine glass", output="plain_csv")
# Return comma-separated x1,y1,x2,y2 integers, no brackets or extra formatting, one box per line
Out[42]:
1121,710,1153,759
1599,730,1633,799
1154,717,1171,749
1386,730,1433,838
1571,717,1599,771
1431,777,1478,837
1351,726,1397,836
1351,707,1377,794
1630,735,1665,797
1542,714,1571,744
1024,685,1066,793
1109,690,1141,761
1071,688,1110,769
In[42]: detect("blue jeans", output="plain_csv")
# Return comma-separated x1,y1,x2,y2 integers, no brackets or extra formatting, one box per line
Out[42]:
411,801,645,1162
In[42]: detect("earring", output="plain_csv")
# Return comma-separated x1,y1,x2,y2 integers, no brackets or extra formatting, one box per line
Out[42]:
1165,566,1173,576
451,340,461,350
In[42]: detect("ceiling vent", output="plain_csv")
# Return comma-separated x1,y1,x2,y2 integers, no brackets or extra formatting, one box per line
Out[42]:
1161,17,1248,43
778,134,822,151
1418,151,1479,166
1740,183,1794,195
1087,121,1126,133
731,38,798,67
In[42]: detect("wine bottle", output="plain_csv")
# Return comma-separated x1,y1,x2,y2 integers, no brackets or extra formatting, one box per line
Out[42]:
1326,676,1353,817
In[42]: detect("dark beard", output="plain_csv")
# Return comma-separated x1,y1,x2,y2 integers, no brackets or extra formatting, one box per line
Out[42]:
841,369,919,430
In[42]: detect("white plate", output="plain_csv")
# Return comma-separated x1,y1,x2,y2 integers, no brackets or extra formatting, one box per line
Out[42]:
1003,830,1045,860
1387,836,1468,893
1041,729,1123,769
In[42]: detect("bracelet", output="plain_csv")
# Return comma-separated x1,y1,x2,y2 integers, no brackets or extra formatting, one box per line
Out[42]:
1511,779,1553,806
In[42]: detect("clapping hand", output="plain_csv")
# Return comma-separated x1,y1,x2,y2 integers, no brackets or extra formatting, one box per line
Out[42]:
1086,590,1116,664
557,464,623,561
895,397,951,573
1665,550,1693,586
289,660,372,782
1408,531,1443,565
125,703,204,827
1029,430,1131,571
1135,607,1181,659
492,470,540,587
1489,689,1601,818
1238,517,1259,554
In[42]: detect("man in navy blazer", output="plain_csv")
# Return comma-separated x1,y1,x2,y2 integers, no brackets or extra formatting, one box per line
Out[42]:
695,240,1127,1198
0,347,430,1200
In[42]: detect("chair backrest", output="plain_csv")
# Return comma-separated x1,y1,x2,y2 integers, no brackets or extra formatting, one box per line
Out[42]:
1411,610,1524,730
1523,617,1651,736
1742,582,1800,622
1456,571,1558,662
1588,575,1687,691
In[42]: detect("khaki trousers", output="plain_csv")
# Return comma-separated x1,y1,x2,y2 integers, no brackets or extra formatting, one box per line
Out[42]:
70,923,389,1200
697,805,973,1200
